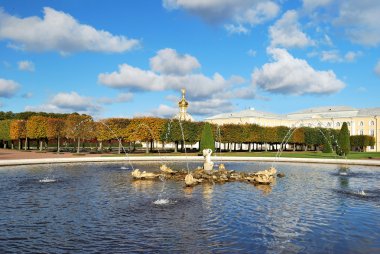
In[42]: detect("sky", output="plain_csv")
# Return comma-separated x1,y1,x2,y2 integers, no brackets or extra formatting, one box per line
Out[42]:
0,0,379,120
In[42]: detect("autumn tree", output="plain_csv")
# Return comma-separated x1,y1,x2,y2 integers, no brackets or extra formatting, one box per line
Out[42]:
96,118,130,153
46,118,65,153
65,114,95,153
10,120,27,150
125,117,165,153
26,116,48,151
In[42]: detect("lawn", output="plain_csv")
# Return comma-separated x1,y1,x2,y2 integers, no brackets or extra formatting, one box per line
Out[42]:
101,151,380,160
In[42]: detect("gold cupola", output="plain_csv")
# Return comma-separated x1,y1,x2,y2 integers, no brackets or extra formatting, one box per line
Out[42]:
178,88,189,108
175,88,194,122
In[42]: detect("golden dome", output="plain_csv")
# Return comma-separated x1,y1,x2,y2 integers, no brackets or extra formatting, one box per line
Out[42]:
178,88,188,108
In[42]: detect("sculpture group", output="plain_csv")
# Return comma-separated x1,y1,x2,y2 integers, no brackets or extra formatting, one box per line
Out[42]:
131,149,283,187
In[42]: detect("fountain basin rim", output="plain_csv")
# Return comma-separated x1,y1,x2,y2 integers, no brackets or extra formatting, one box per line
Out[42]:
0,156,380,167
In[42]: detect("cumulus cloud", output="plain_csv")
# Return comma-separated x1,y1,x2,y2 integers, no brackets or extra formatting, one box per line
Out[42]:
98,92,134,104
269,10,314,48
0,78,20,98
252,48,345,95
375,60,380,77
163,0,279,33
99,48,243,98
0,7,139,54
149,48,200,75
333,0,380,46
26,91,102,115
18,60,35,72
151,104,179,118
99,63,236,98
189,98,235,116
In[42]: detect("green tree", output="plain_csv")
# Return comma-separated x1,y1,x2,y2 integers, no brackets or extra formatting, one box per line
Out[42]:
199,122,215,152
0,119,12,148
322,129,333,153
337,122,350,156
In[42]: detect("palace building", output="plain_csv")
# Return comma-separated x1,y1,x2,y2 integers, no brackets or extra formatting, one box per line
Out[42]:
205,106,380,152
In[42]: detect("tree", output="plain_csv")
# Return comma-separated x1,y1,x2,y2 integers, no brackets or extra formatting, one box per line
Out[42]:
337,122,350,156
46,118,65,153
0,119,11,148
350,135,375,152
10,120,27,150
26,116,48,151
199,122,215,152
322,133,333,153
65,114,95,153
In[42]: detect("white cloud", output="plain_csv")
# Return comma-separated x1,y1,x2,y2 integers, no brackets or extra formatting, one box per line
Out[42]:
320,50,341,62
163,0,279,32
252,48,345,95
0,78,20,97
189,98,235,116
344,51,362,62
98,92,134,104
225,24,249,35
98,53,241,98
149,48,200,75
375,60,380,76
18,60,35,72
26,91,102,115
99,63,236,98
151,104,178,118
318,50,362,63
0,7,139,54
303,0,333,12
333,0,380,46
269,10,314,48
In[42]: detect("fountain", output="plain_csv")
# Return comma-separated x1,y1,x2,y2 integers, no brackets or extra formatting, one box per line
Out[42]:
131,149,279,187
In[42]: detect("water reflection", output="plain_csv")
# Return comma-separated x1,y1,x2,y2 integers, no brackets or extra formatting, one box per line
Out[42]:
0,162,379,253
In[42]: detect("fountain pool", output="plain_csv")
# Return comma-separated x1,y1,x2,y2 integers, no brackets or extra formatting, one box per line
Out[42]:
0,161,379,253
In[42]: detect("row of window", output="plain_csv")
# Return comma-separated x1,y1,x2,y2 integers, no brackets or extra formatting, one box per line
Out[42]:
323,120,375,127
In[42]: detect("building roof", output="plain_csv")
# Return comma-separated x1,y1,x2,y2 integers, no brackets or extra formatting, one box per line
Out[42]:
206,106,380,121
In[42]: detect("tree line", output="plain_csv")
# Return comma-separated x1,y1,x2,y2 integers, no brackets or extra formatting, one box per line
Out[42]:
0,111,376,153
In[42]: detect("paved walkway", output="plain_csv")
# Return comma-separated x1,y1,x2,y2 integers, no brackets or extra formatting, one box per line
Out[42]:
1,148,380,167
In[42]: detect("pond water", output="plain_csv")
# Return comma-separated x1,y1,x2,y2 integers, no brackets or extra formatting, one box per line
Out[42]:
0,161,379,253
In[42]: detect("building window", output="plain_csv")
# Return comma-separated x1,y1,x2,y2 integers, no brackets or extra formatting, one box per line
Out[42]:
327,122,331,127
336,122,340,127
360,121,364,126
370,130,375,136
360,130,364,135
370,120,375,126
347,122,350,126
318,123,322,127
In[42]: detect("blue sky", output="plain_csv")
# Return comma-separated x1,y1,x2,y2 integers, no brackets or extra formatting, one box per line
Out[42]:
0,0,379,120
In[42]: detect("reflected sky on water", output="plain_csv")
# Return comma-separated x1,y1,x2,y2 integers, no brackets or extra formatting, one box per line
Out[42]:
0,161,379,253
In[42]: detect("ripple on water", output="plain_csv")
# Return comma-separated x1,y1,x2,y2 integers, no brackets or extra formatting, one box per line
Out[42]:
0,162,379,253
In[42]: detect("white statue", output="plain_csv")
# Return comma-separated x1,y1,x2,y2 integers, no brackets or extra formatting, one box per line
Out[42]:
202,148,214,171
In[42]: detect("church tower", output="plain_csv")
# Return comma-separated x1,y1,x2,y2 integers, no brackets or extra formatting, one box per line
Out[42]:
175,88,194,121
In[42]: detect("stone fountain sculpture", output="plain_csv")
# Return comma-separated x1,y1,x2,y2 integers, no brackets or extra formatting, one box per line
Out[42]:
203,148,214,171
131,149,283,187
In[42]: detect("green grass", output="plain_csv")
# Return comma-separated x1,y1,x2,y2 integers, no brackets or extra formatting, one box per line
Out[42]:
100,151,380,160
